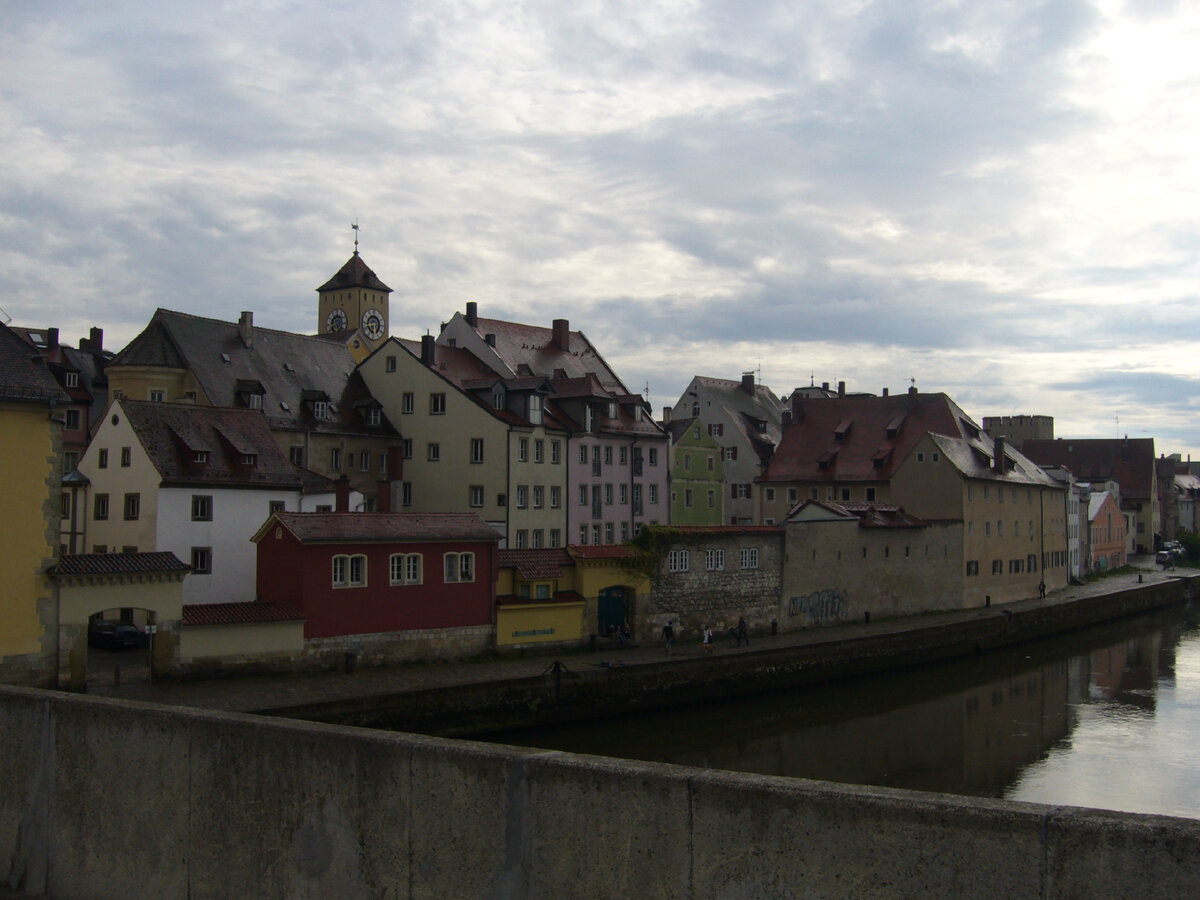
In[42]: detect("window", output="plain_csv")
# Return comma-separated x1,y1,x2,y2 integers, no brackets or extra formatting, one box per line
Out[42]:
992,559,1003,575
632,484,642,514
60,492,69,519
1009,559,1024,574
193,451,209,464
604,522,614,543
430,393,446,414
533,485,544,508
985,521,992,537
551,440,561,464
65,371,78,388
707,456,714,472
579,524,589,544
401,439,413,459
649,484,659,504
123,493,140,520
740,548,759,569
513,530,528,549
579,485,588,506
966,560,979,576
330,448,342,470
620,522,629,541
619,447,628,465
360,453,371,472
619,484,627,505
120,447,131,467
707,490,715,508
149,389,165,403
605,483,613,505
65,409,81,430
269,500,286,514
685,489,693,508
365,408,381,426
932,453,940,462
191,495,212,521
706,549,725,571
63,450,78,472
997,520,1003,536
579,444,588,464
469,485,484,507
604,445,613,466
684,454,692,471
917,452,925,463
427,443,440,462
390,553,422,584
332,555,347,586
444,552,475,582
402,392,414,414
764,487,774,503
533,530,544,548
385,355,397,372
534,440,544,463
518,438,529,462
841,488,851,501
290,447,305,465
724,446,738,461
98,448,108,469
788,488,798,504
517,485,529,508
349,554,367,586
313,400,328,420
402,482,412,506
866,488,877,502
529,395,543,425
592,524,601,544
669,549,690,572
550,528,561,547
649,448,659,466
550,486,561,508
708,423,723,437
94,493,109,520
191,547,212,574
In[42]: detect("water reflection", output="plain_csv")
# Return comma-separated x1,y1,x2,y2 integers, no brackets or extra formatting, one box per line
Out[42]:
488,605,1200,819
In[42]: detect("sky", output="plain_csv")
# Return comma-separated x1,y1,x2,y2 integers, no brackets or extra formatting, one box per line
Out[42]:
3,0,1200,459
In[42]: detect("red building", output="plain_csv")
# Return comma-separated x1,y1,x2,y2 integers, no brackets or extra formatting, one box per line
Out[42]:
253,512,501,639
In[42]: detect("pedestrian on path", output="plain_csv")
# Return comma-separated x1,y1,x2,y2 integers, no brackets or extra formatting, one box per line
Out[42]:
662,621,675,655
702,626,714,654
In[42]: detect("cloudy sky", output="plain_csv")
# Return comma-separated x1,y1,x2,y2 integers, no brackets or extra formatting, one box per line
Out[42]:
4,0,1200,458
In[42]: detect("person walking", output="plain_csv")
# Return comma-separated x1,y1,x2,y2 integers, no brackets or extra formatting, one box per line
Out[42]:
662,621,675,655
702,626,714,654
735,616,749,647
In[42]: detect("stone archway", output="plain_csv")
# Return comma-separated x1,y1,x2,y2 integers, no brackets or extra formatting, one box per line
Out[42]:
597,585,636,637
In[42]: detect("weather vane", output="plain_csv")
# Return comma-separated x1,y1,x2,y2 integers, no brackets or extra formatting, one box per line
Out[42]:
351,220,360,256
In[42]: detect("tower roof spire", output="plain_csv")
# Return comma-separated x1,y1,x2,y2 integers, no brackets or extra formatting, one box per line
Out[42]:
351,220,359,256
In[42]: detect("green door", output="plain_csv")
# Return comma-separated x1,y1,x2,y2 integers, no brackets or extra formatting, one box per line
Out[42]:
597,586,626,635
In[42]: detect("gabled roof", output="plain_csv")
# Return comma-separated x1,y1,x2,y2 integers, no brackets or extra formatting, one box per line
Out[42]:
110,309,397,439
0,322,71,405
460,315,630,394
50,551,190,578
688,375,785,450
928,433,1059,488
260,511,502,544
785,499,927,528
1021,438,1155,502
120,400,313,489
762,391,973,483
1088,490,1118,522
497,548,574,579
316,253,392,293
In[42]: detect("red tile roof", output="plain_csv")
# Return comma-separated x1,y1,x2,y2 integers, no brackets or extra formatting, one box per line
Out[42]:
497,548,574,579
1020,438,1155,502
660,525,784,534
50,551,191,578
266,511,503,543
787,500,928,528
568,545,641,560
183,602,305,626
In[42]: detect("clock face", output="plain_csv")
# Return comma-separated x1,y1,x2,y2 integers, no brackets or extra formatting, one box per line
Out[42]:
362,308,385,340
326,308,347,333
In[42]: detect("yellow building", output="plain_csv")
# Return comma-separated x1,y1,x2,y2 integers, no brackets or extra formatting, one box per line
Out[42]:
0,323,69,686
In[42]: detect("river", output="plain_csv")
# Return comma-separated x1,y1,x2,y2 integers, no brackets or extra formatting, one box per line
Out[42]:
487,602,1200,819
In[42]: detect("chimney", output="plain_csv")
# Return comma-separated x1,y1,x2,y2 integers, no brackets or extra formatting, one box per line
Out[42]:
994,436,1006,473
662,406,671,424
908,385,918,408
838,381,845,398
822,382,829,391
238,311,253,349
335,475,351,512
552,318,570,351
791,393,804,424
466,301,478,328
421,334,435,366
485,333,496,347
81,326,103,353
47,327,59,349
741,372,755,394
882,387,889,397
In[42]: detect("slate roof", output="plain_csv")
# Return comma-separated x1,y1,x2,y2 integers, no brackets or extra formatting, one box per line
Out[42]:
467,316,630,394
183,602,305,626
1021,438,1155,502
265,511,502,543
497,548,575,579
1088,490,1118,523
110,309,396,439
316,253,392,293
689,375,785,456
928,432,1059,487
0,322,70,405
50,551,190,578
120,400,313,489
764,391,1005,484
785,500,927,528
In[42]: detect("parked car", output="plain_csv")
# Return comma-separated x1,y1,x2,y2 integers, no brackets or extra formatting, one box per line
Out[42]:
1156,550,1175,568
88,620,144,650
1164,541,1184,558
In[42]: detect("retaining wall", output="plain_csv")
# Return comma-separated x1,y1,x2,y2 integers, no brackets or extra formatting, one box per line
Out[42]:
3,685,1199,899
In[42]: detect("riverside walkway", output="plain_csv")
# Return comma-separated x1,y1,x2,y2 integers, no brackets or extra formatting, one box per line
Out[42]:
91,558,1188,715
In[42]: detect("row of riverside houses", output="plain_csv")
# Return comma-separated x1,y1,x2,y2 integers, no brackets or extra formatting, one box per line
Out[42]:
0,244,1189,687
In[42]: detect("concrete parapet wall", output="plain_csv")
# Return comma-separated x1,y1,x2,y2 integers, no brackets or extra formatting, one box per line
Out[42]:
3,685,1199,899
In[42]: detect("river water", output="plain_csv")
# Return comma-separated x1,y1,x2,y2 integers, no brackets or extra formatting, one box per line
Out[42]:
489,602,1200,819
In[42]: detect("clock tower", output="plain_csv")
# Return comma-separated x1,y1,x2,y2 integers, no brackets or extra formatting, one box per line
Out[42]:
316,239,392,357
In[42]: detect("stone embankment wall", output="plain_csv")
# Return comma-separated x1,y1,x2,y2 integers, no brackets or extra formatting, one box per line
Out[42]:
4,684,1199,899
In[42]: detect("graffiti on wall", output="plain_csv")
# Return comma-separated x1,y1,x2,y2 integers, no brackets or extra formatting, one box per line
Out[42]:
788,589,846,623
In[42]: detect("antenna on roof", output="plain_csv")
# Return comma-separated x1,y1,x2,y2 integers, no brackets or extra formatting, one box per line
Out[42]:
351,220,360,256
910,377,916,388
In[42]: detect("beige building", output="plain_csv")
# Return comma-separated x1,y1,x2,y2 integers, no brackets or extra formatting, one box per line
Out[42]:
359,336,569,548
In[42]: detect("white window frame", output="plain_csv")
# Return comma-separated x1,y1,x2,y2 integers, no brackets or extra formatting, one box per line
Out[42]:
740,547,759,569
668,549,690,572
444,552,475,583
706,549,725,571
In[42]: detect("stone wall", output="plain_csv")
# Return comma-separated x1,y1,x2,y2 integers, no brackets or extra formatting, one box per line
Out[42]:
4,684,1200,899
645,531,783,639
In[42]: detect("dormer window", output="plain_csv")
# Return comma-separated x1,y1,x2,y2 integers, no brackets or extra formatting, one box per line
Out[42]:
65,371,79,388
529,394,543,425
608,401,617,419
194,451,209,464
585,405,595,432
248,394,262,410
241,454,256,466
313,400,328,420
493,387,505,410
365,408,381,426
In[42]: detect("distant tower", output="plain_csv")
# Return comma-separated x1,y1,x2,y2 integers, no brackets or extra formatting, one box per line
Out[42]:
316,225,392,355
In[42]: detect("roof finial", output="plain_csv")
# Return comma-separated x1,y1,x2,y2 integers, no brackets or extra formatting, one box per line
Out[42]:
351,220,360,256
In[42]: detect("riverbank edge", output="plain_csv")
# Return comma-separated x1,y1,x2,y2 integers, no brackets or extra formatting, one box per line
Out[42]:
263,573,1200,735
